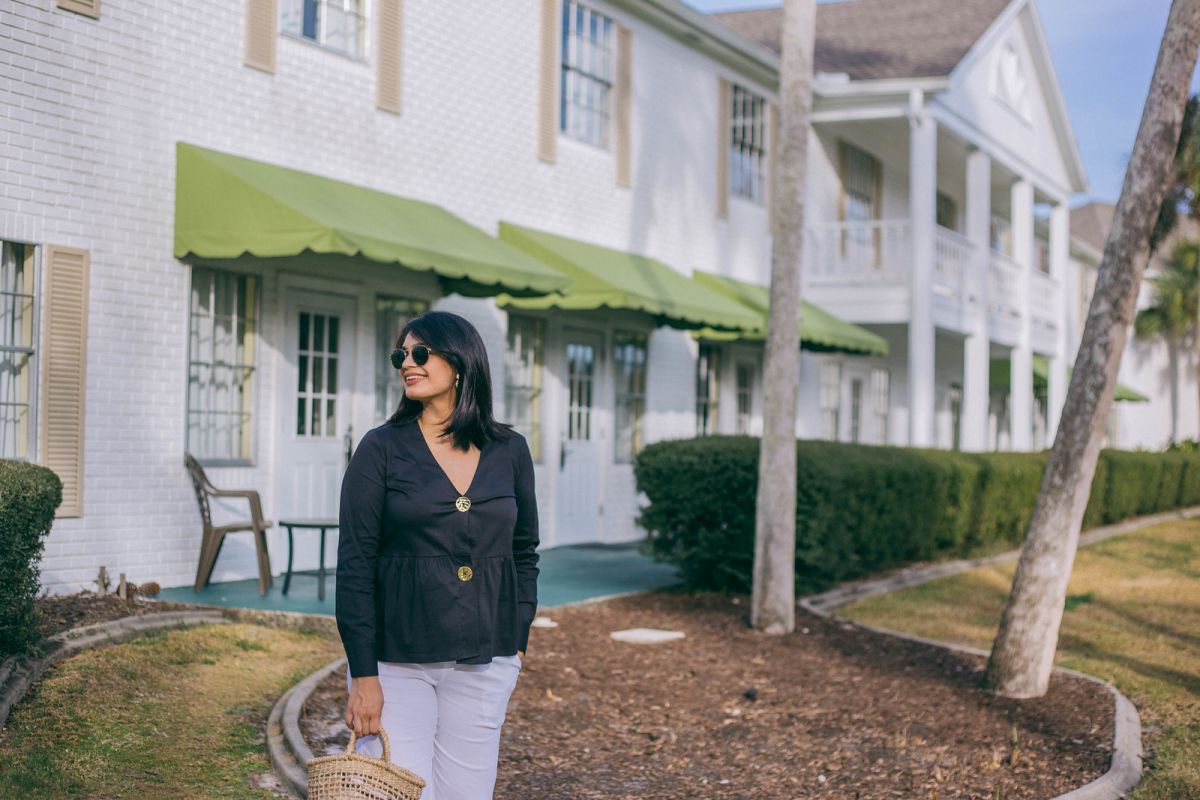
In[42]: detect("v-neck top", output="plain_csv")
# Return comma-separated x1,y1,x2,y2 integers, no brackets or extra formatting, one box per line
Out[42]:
334,418,540,678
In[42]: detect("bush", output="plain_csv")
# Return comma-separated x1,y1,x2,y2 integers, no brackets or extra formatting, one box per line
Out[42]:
0,459,62,658
634,437,1200,596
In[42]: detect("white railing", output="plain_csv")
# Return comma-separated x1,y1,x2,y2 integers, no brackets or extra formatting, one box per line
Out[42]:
1030,270,1060,330
988,250,1022,319
934,225,975,304
805,220,910,285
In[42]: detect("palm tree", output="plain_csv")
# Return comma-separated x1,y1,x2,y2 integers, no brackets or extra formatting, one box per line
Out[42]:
1134,240,1199,445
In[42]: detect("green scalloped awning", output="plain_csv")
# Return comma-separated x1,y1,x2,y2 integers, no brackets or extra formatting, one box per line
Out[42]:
491,222,764,332
989,355,1149,402
687,270,889,356
173,142,571,298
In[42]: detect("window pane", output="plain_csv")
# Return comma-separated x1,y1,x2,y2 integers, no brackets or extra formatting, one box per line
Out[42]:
375,296,430,422
0,241,35,459
561,0,614,148
505,316,545,461
187,268,257,461
613,330,646,462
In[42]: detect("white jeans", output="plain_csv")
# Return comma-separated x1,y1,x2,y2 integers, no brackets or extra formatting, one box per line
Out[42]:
345,654,523,800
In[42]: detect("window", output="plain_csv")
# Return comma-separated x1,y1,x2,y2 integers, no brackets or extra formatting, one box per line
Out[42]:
948,382,963,451
281,0,366,58
936,192,958,231
849,377,863,443
295,310,340,438
820,360,841,441
730,84,767,203
735,359,756,434
695,343,720,435
560,0,614,148
613,330,647,462
1,241,37,460
376,296,429,422
505,316,545,462
870,366,889,444
839,141,882,264
187,268,259,463
1035,236,1050,274
990,214,1012,256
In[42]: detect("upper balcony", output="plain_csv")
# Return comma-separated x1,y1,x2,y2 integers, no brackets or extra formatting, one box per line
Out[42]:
802,219,1060,346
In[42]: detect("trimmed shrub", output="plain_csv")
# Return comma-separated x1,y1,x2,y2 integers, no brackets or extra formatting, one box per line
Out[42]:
634,437,1200,596
0,459,62,658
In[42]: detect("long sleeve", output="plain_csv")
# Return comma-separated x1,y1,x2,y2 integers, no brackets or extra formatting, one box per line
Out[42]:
512,432,541,653
335,427,386,678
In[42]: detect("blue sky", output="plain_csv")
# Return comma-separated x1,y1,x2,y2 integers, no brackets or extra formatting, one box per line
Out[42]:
684,0,1200,205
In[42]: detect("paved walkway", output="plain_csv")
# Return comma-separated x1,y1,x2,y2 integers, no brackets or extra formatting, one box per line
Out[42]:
155,541,683,617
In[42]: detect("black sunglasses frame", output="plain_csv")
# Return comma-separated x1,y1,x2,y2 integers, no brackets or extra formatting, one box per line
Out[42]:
390,344,442,370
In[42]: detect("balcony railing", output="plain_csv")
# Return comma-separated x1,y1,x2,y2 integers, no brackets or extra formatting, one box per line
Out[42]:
806,220,910,285
1030,270,1060,330
988,250,1022,319
934,225,974,304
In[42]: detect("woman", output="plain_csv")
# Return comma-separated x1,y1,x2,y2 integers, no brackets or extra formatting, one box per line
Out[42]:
336,309,540,800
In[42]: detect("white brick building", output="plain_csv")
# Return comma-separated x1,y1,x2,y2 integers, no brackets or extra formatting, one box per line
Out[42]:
1,0,1170,595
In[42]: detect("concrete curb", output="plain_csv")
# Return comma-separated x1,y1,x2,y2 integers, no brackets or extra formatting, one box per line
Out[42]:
266,656,347,799
0,609,228,729
792,506,1195,800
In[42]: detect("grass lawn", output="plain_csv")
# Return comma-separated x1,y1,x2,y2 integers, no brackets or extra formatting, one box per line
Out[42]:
0,621,344,799
839,517,1200,800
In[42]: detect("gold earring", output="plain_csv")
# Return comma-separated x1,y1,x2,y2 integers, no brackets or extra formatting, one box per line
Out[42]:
455,373,461,388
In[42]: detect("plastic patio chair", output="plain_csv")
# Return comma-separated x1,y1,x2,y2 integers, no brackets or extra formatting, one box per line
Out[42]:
184,453,274,595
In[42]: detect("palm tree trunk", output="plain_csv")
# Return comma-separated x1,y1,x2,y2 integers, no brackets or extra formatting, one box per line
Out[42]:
751,0,815,635
985,0,1200,698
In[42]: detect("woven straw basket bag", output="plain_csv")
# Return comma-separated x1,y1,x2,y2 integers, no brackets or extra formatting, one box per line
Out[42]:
308,726,426,800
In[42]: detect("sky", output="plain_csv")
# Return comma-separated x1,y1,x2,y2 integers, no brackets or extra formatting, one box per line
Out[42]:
683,0,1200,205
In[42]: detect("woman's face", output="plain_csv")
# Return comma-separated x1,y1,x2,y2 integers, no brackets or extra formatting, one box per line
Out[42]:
398,332,457,403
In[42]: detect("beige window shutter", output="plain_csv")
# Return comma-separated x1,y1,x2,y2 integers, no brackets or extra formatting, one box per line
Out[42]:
614,24,633,187
244,0,277,74
766,101,779,231
716,77,731,219
537,0,559,163
57,0,100,18
39,246,90,518
376,0,403,113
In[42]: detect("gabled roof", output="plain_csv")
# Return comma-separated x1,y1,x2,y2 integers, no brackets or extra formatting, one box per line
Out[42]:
711,0,1013,81
1069,202,1115,253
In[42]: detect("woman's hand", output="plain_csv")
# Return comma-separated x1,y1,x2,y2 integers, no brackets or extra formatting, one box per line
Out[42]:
346,676,384,737
518,649,525,660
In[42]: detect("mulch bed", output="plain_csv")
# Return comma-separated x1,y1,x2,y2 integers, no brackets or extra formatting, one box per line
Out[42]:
32,590,200,641
301,590,1115,799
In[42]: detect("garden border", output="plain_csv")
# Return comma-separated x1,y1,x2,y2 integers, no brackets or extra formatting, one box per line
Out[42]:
794,506,1200,800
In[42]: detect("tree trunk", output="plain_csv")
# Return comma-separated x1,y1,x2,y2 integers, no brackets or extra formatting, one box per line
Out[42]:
751,0,816,635
985,0,1200,698
1169,335,1180,445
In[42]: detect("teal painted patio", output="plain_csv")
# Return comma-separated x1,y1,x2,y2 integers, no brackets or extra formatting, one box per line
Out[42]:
155,541,683,616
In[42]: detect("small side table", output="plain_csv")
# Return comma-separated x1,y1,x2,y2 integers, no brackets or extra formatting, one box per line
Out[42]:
279,518,338,602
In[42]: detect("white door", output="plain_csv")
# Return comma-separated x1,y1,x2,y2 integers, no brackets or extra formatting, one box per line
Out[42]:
276,289,357,530
556,329,606,545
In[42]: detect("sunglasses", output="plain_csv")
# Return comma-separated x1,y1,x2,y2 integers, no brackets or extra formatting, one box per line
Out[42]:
390,344,442,369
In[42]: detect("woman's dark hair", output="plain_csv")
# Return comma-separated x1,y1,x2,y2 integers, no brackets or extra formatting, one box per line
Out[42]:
387,310,515,450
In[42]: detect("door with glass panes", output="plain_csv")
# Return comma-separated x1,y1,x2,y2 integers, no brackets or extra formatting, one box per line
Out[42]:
556,328,606,545
277,289,356,525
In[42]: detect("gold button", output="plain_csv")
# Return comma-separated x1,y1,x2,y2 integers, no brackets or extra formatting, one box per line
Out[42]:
455,496,471,512
457,565,473,582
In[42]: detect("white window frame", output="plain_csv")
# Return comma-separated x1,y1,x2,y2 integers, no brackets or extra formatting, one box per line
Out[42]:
870,366,889,445
695,342,721,436
186,267,260,465
730,84,767,204
820,359,841,441
505,315,546,463
560,0,615,148
0,240,39,461
734,358,756,435
612,329,647,463
281,0,369,60
375,295,429,423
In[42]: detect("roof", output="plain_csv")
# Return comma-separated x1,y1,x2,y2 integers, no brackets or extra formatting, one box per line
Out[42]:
711,0,1014,81
1069,202,1115,253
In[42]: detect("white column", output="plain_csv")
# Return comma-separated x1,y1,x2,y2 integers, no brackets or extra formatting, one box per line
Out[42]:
1009,179,1034,451
908,94,937,447
962,148,991,451
1047,201,1071,442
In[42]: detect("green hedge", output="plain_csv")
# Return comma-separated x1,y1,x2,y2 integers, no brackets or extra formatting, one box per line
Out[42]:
634,436,1200,596
1,459,62,658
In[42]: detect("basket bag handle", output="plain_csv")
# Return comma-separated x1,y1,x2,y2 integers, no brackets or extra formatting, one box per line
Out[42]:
345,727,392,763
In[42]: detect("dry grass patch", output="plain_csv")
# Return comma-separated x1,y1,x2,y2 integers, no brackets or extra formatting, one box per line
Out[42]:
0,621,343,799
840,518,1200,800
